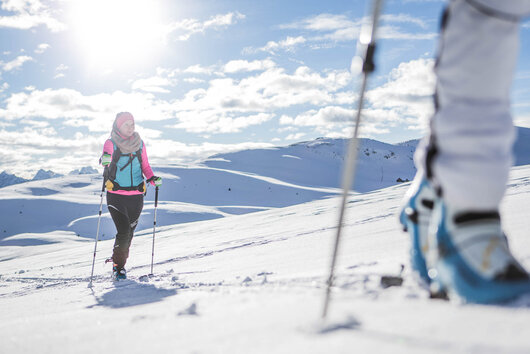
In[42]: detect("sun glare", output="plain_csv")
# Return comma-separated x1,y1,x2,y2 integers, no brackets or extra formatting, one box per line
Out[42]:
69,0,166,73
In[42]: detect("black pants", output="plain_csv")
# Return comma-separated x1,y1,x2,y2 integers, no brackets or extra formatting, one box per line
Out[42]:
106,192,144,268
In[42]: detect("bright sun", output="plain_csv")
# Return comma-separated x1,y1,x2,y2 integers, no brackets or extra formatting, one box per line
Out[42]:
69,0,166,73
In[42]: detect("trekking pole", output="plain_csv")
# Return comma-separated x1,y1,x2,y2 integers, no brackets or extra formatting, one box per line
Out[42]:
88,167,108,288
322,0,383,318
149,186,159,276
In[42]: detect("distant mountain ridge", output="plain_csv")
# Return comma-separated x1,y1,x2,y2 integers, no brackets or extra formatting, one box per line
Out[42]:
2,126,529,190
0,171,27,188
205,137,416,192
0,167,98,188
205,126,530,192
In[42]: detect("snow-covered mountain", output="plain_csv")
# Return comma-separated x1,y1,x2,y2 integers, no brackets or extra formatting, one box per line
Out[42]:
0,171,28,188
205,137,416,192
69,166,99,175
205,126,530,191
0,167,99,188
31,169,64,181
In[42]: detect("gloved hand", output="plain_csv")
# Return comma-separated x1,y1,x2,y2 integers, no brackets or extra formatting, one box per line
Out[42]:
149,176,162,187
101,153,112,166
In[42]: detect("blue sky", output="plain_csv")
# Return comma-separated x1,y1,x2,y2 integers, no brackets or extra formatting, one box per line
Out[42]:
0,0,529,178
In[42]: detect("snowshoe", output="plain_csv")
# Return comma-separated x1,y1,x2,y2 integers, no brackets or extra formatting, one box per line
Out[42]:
429,202,530,303
400,177,436,284
112,264,127,280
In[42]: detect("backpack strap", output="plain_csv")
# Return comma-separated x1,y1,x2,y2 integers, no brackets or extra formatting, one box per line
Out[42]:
118,141,143,172
111,143,122,163
136,141,143,166
107,140,121,181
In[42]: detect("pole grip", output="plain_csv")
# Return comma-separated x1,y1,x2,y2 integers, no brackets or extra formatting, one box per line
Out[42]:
155,186,159,208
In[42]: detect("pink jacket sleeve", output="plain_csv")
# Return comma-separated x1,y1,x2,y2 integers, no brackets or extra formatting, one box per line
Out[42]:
102,139,114,163
141,143,155,182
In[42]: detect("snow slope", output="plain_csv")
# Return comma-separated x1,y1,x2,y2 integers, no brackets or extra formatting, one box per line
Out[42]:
0,164,338,241
205,126,530,192
1,165,530,354
205,137,416,191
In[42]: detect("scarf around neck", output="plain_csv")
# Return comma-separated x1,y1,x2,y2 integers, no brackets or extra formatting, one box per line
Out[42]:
111,128,142,154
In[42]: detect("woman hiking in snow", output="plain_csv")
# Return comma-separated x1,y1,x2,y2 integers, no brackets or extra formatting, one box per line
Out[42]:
100,112,162,280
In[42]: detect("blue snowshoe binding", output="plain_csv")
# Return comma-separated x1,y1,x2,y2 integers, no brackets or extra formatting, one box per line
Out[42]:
112,264,127,280
430,202,530,304
400,177,436,285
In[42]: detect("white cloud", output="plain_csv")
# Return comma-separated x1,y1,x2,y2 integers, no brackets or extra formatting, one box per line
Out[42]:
1,55,33,71
35,43,50,54
0,82,9,93
250,36,307,54
223,59,276,73
381,14,429,29
280,14,353,31
285,132,306,141
279,106,354,128
134,125,163,140
279,13,436,44
378,25,437,40
276,58,436,136
0,56,434,140
173,112,274,134
183,77,205,84
0,126,106,177
0,88,171,132
365,58,436,131
184,64,219,76
20,119,49,128
169,66,353,133
0,0,66,32
0,127,86,152
166,12,245,41
131,76,174,93
53,63,68,79
277,125,298,133
0,61,353,136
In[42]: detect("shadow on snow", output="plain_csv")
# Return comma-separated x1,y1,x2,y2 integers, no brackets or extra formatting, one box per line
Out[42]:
90,280,177,309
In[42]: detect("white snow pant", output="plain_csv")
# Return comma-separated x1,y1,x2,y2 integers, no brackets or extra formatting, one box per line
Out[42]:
414,0,530,210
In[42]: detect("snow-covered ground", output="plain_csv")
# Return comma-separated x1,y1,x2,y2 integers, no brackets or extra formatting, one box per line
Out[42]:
1,159,530,353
